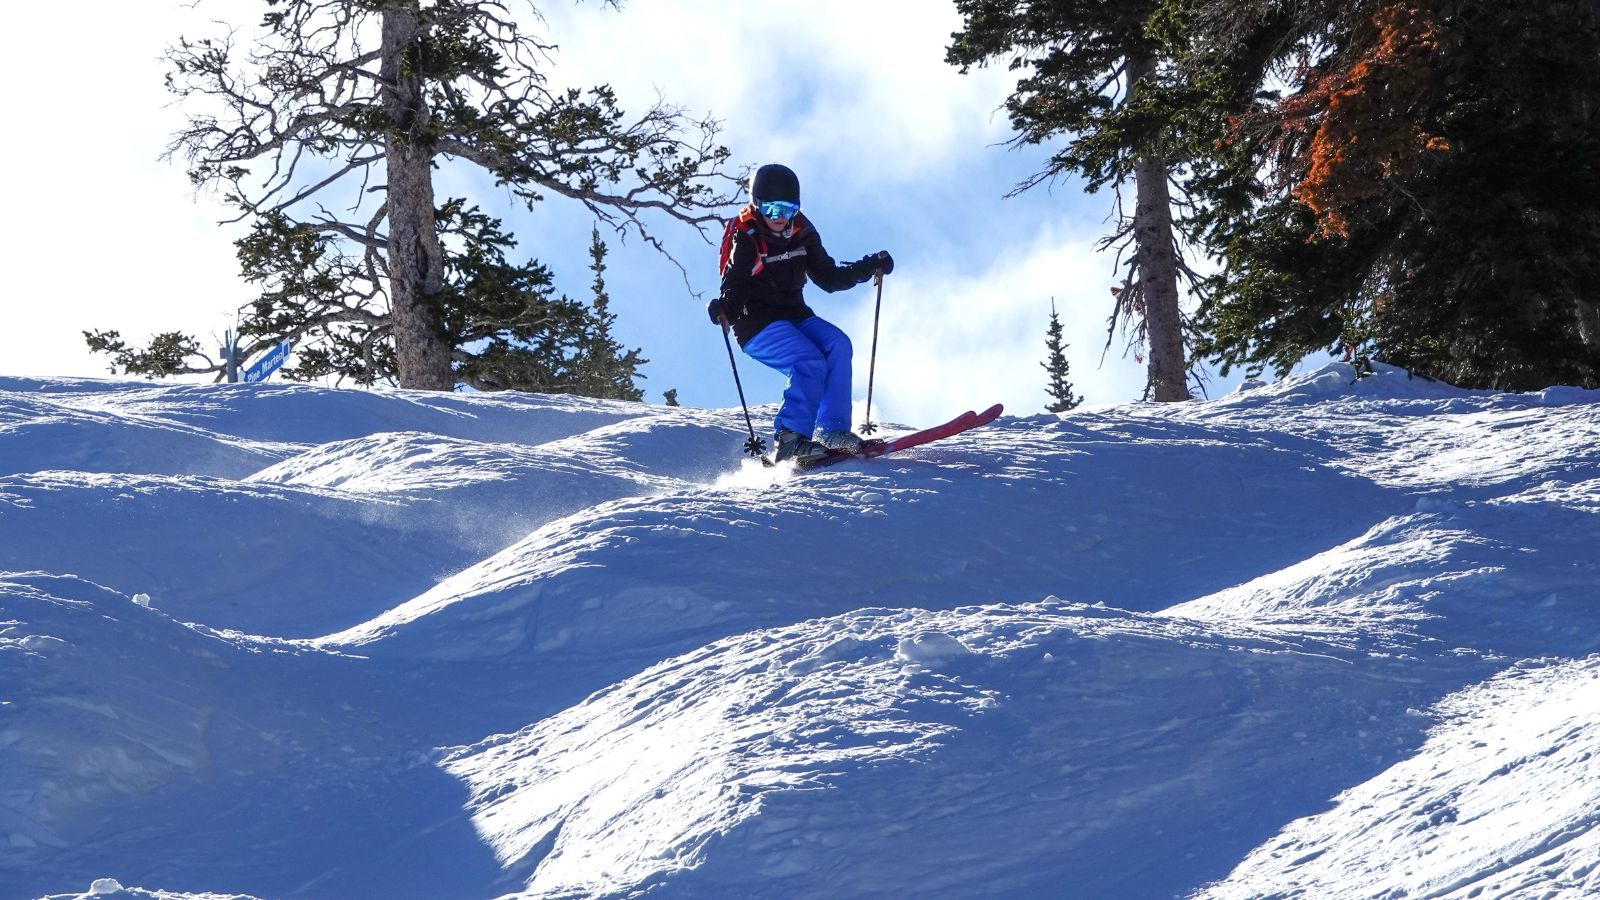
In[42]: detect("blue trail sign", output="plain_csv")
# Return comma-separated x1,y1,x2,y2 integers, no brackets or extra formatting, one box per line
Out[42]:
243,340,293,384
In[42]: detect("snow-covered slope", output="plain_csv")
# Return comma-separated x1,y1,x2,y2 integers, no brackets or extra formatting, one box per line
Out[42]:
3,366,1598,899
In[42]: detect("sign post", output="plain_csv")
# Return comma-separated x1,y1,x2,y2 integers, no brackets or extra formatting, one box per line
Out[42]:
221,330,240,383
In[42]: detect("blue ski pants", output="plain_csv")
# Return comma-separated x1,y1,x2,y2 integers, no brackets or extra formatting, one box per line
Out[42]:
743,316,853,438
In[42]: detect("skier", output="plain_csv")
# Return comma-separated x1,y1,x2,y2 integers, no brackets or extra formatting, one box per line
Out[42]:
710,163,894,464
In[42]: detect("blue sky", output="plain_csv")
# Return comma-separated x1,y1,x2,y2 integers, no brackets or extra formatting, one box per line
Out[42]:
1,0,1260,426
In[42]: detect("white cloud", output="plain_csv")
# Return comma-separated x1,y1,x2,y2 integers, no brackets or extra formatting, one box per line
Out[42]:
535,1,1019,190
837,221,1149,428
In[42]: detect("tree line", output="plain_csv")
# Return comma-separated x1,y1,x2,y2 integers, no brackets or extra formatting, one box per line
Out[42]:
91,0,1600,404
956,0,1600,402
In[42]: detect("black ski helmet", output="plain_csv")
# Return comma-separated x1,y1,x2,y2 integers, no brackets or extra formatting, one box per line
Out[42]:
749,163,800,205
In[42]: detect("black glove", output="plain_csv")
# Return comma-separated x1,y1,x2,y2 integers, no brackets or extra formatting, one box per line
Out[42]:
852,251,894,283
707,298,727,325
872,250,894,277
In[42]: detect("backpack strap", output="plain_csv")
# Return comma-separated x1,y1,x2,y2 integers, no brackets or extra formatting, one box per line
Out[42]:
718,206,773,277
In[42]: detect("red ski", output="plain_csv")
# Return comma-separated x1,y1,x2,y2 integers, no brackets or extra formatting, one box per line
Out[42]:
795,403,1004,470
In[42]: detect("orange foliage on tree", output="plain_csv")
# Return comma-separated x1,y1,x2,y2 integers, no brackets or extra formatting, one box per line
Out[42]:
1270,1,1453,239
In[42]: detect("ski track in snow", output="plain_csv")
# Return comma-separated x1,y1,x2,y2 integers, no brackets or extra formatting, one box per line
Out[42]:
2,366,1599,899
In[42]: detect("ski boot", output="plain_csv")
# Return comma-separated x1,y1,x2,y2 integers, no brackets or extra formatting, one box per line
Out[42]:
773,429,831,465
815,428,864,454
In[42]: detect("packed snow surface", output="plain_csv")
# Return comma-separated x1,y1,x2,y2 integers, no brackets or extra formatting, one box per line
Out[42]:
3,365,1598,898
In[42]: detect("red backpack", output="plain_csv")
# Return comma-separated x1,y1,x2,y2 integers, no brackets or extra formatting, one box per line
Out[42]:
717,207,809,278
718,207,765,277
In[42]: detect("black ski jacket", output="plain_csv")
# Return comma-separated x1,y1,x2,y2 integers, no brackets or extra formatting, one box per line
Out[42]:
717,209,874,345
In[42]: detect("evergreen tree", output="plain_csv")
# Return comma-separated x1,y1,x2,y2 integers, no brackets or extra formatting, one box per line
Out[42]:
949,0,1208,401
87,0,732,390
1185,0,1600,389
1043,300,1085,413
662,389,680,407
570,228,647,401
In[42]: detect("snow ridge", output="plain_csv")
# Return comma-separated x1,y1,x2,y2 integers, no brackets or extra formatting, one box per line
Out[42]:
2,364,1598,899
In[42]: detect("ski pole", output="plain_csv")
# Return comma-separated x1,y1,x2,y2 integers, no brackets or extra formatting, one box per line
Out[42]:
860,270,885,435
719,317,767,458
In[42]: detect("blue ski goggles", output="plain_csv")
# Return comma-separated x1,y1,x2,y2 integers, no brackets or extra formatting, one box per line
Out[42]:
756,199,801,221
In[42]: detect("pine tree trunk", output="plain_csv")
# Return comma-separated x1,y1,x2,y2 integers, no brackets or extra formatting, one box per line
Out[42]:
382,6,454,391
1128,55,1191,403
1578,299,1600,353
